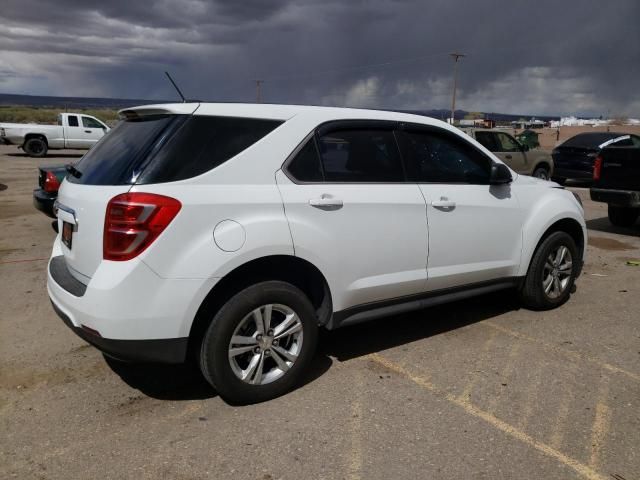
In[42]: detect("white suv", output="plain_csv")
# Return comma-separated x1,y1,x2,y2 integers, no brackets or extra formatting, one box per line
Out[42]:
48,103,586,404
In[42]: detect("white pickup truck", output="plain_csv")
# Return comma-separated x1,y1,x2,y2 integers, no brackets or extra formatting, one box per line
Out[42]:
0,113,110,157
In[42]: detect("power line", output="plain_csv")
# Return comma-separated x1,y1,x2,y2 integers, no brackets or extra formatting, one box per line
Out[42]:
255,79,264,103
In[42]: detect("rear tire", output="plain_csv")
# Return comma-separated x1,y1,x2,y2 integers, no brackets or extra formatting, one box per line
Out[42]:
199,281,318,404
533,166,550,180
608,205,639,227
520,231,579,310
23,137,48,157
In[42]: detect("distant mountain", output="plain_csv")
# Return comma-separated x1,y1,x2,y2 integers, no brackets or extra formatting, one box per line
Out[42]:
0,93,560,121
0,93,169,109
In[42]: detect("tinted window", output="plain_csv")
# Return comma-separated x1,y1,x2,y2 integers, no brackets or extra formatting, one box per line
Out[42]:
495,132,521,152
67,115,79,127
287,138,323,182
317,129,403,182
561,133,618,148
399,129,491,184
474,131,498,151
67,115,180,185
82,116,104,129
138,116,282,183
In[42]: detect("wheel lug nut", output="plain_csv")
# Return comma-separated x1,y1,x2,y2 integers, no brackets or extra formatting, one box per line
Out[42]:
254,347,260,354
265,349,270,356
267,329,274,336
256,334,263,341
273,340,278,346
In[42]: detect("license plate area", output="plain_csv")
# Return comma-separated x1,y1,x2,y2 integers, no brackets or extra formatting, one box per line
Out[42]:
62,221,73,250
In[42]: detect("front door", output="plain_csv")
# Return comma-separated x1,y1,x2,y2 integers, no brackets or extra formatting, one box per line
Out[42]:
492,131,528,173
276,122,429,312
397,126,523,291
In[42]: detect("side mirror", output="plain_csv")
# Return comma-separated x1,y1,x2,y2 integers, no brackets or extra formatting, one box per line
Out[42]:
490,163,513,185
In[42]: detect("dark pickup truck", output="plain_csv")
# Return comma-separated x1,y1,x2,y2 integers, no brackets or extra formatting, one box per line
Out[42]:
590,144,640,227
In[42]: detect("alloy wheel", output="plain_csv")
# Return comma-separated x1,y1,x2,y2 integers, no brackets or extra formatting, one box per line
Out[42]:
228,304,303,385
542,245,573,299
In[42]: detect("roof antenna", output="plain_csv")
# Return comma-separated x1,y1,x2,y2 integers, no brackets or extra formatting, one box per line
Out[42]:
165,71,186,103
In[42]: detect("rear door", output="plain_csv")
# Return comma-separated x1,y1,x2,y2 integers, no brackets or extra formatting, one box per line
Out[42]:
277,121,429,311
396,125,523,291
63,115,84,148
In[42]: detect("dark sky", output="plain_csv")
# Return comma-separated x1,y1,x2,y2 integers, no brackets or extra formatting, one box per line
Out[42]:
1,0,639,117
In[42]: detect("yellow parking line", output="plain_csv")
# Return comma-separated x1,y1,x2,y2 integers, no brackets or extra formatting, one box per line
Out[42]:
549,362,578,449
370,353,607,480
458,329,498,401
589,381,612,470
347,370,364,480
487,342,521,414
483,321,640,382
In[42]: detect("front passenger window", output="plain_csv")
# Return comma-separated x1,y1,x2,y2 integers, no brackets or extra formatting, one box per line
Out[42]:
399,130,491,184
495,133,521,152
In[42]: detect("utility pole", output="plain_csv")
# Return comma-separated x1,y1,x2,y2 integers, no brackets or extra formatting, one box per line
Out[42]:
255,80,264,103
449,52,465,125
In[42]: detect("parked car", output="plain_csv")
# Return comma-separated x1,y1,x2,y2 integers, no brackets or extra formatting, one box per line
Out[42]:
590,143,640,227
462,128,553,179
551,132,640,184
0,113,109,157
33,164,67,218
48,103,586,404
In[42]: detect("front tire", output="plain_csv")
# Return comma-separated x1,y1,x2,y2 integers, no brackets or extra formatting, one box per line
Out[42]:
520,231,579,310
608,205,639,227
23,137,48,157
199,281,318,404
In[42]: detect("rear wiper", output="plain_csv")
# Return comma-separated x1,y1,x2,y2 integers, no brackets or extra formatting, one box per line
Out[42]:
66,164,82,179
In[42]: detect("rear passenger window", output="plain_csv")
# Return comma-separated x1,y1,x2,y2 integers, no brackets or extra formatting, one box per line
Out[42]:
67,115,79,127
137,116,283,183
474,131,498,151
317,129,404,182
399,129,492,184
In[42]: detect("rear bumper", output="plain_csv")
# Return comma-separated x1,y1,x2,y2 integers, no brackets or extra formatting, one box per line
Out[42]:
33,188,57,218
47,248,211,363
590,188,640,207
51,300,188,363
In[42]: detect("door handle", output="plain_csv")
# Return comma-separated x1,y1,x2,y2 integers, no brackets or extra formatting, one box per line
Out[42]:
505,154,512,159
432,197,456,209
309,195,343,210
84,130,92,133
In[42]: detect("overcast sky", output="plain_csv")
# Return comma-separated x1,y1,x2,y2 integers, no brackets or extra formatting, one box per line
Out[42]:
1,0,639,117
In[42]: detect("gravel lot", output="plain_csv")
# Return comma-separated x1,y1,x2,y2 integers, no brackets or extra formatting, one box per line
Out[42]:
1,144,639,480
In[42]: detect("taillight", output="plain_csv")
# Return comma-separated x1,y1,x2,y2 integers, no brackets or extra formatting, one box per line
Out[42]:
43,171,61,193
103,193,181,261
593,155,603,181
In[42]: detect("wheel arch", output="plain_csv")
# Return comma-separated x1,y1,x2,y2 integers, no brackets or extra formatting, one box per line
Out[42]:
186,255,333,361
23,133,48,147
520,215,585,278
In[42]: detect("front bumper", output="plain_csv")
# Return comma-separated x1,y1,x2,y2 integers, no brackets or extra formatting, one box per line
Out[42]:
47,250,209,363
590,188,640,208
33,188,57,218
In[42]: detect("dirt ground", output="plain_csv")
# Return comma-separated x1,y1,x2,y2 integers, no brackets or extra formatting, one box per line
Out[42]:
1,144,639,480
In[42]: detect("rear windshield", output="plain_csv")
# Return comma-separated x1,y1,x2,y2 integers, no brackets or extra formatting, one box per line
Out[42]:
67,114,282,185
67,115,179,185
561,133,619,149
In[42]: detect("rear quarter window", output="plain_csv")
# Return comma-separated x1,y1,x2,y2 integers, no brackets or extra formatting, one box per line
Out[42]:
137,116,283,184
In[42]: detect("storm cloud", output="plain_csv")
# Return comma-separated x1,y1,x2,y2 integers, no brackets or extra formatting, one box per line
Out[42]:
1,0,639,116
